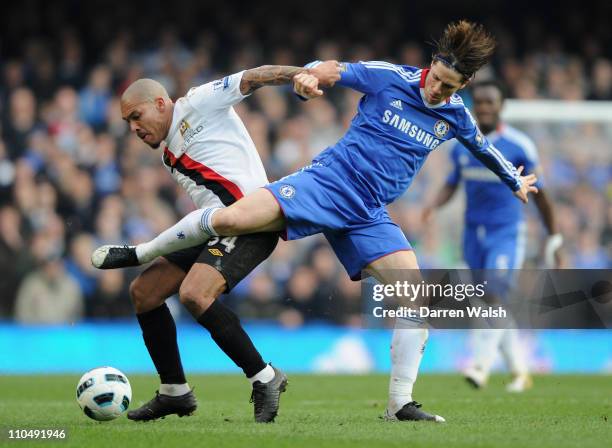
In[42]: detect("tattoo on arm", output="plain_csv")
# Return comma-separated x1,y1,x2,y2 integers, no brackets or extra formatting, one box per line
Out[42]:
240,65,307,95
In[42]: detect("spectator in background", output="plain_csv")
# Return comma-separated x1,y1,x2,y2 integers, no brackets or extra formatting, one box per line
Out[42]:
0,205,34,316
31,55,58,103
573,230,610,268
588,59,612,100
89,270,131,318
47,87,84,159
235,270,284,321
0,140,16,202
64,233,99,302
80,66,112,132
2,88,39,160
2,61,25,102
15,230,83,324
57,31,85,88
92,133,121,196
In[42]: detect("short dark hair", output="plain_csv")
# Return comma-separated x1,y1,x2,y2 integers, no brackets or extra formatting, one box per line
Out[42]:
433,20,496,80
471,79,507,101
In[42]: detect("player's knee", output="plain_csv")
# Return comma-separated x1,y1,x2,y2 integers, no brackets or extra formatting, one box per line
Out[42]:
128,278,144,308
178,276,226,314
129,277,162,313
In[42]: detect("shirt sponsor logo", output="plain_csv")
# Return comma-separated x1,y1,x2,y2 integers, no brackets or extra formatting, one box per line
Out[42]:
179,119,204,147
433,120,450,138
381,110,441,149
279,184,296,199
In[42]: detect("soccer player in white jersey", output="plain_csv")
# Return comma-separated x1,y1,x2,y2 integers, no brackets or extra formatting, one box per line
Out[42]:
102,64,339,423
95,22,539,422
422,80,563,392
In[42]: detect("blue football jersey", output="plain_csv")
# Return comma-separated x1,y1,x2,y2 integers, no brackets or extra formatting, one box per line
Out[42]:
307,61,522,208
446,124,543,225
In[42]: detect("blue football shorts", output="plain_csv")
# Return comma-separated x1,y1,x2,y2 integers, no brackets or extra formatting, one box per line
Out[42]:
264,161,412,280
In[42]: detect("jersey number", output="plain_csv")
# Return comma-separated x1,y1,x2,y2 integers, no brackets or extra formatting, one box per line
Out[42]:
207,236,237,254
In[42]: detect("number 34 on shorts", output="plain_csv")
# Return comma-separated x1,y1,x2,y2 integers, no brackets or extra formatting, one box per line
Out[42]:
207,236,238,256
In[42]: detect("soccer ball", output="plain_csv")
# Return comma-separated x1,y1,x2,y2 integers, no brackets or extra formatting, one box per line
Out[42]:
76,367,132,421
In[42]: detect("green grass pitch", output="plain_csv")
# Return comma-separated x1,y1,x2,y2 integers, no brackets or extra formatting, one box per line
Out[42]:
1,374,609,448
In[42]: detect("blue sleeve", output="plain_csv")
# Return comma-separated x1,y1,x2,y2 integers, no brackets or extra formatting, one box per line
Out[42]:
445,144,462,186
336,61,398,94
302,60,399,96
455,107,522,192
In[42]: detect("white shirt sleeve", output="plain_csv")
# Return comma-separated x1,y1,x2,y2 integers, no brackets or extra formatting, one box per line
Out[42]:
184,71,250,112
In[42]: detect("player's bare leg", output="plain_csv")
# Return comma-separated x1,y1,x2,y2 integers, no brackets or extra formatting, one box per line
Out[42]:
210,188,286,235
92,188,284,269
365,250,445,423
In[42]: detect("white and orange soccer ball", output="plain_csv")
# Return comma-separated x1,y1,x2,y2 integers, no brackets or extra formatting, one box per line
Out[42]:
76,367,132,421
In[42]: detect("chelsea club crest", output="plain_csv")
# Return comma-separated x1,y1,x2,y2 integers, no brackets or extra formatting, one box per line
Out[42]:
475,131,485,147
433,120,449,138
279,184,296,199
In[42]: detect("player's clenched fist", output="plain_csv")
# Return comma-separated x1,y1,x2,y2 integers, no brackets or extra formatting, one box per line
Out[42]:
309,60,342,87
294,73,324,99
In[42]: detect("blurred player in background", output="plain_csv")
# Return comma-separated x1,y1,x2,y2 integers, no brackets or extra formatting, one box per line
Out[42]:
422,80,564,392
94,21,539,422
103,63,337,423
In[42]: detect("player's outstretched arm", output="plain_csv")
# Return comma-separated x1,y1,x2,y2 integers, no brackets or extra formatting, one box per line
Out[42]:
459,118,538,203
240,62,341,95
293,73,324,99
240,66,308,95
513,165,539,204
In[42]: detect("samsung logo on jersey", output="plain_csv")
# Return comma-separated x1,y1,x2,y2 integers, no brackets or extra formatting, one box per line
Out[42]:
382,110,441,149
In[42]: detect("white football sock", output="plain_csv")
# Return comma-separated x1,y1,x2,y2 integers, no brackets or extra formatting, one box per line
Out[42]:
387,317,428,415
500,329,528,375
248,364,275,385
135,208,219,263
470,328,505,375
159,383,191,396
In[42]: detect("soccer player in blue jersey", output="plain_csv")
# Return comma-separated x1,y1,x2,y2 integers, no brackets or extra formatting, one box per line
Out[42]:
94,21,539,422
422,80,563,392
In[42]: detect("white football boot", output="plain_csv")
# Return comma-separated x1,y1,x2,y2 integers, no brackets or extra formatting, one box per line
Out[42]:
506,374,533,393
463,366,488,389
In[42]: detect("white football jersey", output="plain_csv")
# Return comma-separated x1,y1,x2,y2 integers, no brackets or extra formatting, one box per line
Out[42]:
162,71,268,208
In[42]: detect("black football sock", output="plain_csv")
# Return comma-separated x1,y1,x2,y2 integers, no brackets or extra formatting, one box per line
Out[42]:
197,300,267,378
137,303,187,385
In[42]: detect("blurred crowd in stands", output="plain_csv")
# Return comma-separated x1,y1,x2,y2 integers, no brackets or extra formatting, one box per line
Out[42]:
0,0,610,324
